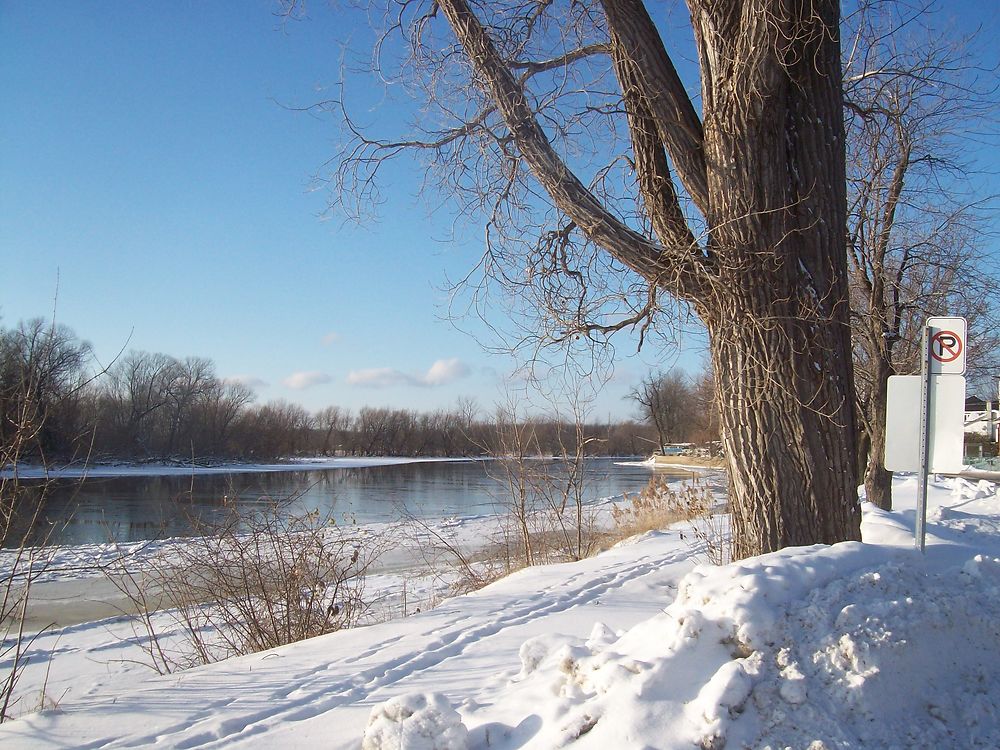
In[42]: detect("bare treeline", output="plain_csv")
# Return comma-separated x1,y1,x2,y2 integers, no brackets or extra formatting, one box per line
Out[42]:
0,318,656,463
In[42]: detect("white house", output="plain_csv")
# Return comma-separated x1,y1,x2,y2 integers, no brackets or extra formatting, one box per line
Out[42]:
965,395,999,442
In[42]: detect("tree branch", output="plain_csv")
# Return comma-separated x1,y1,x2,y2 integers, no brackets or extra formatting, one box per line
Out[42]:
599,0,709,217
436,0,709,299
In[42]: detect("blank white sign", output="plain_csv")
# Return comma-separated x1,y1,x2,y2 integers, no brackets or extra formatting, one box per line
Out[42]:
884,375,966,473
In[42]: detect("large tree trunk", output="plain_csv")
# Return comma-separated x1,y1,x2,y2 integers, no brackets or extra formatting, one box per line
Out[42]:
691,0,862,554
710,315,861,557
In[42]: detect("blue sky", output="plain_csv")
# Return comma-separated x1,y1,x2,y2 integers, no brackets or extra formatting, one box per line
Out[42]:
1,1,996,419
0,1,705,419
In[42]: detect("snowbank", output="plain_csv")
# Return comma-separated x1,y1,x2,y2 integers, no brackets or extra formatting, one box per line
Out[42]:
477,541,1000,749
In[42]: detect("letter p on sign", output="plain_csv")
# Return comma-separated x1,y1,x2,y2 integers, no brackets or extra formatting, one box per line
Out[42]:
927,317,967,375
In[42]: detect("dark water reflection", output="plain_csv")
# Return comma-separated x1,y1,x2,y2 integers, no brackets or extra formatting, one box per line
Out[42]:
11,459,659,547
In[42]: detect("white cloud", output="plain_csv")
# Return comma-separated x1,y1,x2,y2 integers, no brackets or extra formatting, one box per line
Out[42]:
321,332,341,346
346,367,409,388
346,358,470,389
423,358,470,385
224,375,269,389
283,371,333,390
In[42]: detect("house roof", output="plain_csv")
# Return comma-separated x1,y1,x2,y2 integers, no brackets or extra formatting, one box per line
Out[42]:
966,396,988,410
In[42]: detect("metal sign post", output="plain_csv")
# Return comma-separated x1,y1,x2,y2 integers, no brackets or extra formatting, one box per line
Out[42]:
914,327,933,552
884,316,967,551
913,316,967,552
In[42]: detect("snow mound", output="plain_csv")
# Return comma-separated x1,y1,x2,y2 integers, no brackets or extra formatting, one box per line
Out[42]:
486,542,1000,749
736,551,1000,749
362,692,469,750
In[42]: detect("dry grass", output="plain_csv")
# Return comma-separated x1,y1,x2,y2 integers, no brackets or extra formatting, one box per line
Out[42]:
612,476,708,534
612,476,730,564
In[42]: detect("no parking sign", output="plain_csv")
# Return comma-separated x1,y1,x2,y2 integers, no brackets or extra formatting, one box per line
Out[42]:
927,317,967,375
884,316,967,552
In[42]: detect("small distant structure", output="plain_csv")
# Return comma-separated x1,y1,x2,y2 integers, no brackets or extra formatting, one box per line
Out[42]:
965,395,998,443
650,443,726,471
653,443,692,456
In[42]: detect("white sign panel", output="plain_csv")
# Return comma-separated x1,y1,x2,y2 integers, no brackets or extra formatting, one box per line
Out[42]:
885,375,966,472
926,316,967,375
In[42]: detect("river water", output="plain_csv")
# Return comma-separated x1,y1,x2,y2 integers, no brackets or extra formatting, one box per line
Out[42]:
12,458,661,547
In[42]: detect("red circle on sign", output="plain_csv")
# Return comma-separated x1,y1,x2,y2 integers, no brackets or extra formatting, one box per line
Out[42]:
931,330,963,362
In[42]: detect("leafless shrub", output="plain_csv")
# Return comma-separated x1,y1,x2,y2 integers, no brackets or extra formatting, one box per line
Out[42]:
1,342,79,721
109,505,386,673
483,383,609,572
401,383,618,598
486,455,604,568
400,460,614,601
405,517,614,600
0,462,48,721
417,530,513,599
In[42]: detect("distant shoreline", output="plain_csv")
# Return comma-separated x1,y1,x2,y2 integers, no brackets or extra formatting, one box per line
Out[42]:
651,455,726,471
1,456,476,480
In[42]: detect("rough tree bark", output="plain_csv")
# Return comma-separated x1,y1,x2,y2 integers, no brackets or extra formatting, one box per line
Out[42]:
689,0,859,554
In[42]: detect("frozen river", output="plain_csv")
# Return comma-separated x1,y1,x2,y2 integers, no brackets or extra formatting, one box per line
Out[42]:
10,457,661,547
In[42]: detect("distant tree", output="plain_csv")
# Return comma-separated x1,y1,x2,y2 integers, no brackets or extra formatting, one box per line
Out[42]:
100,351,177,456
315,405,353,456
200,380,256,455
605,419,655,457
244,400,313,458
629,370,693,453
159,357,216,457
455,396,479,429
0,319,91,458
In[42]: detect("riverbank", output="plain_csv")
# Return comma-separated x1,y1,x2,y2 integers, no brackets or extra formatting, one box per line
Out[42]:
616,454,728,475
2,512,485,632
3,471,675,633
650,454,727,472
2,488,668,714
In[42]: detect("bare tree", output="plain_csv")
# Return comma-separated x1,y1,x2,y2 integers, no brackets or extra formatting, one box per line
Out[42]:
843,1,1000,508
316,405,353,455
0,319,91,460
689,364,720,446
159,357,216,457
487,398,541,567
99,352,177,456
629,370,693,452
200,380,256,455
314,0,861,556
243,400,314,458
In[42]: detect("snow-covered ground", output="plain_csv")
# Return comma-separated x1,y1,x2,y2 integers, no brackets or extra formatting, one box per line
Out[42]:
2,474,999,748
